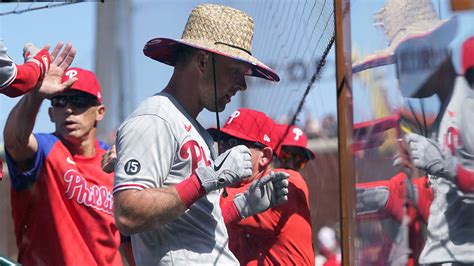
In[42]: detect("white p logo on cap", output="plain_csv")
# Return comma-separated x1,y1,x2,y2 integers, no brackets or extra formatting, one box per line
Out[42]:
65,69,78,79
227,111,240,124
293,127,303,141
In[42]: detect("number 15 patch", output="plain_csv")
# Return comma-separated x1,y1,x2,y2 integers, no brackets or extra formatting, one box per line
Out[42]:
125,159,141,175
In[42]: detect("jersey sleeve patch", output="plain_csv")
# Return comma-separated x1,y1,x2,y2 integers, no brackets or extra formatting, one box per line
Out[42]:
114,114,178,191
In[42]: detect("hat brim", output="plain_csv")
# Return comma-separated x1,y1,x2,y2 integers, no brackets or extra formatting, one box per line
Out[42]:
144,37,280,82
352,18,450,74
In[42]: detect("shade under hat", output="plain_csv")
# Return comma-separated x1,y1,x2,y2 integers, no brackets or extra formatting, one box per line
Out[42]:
143,4,279,82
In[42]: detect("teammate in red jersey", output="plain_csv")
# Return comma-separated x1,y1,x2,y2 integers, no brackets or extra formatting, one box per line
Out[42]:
0,42,70,180
216,108,315,265
3,62,125,265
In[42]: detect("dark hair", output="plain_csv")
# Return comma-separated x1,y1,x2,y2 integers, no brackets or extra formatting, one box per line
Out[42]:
175,45,199,66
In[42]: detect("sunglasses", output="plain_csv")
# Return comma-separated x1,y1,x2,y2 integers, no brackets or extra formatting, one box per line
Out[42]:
51,94,99,108
220,137,266,150
279,149,309,170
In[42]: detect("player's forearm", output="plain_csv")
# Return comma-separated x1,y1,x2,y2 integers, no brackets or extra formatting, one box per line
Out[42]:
3,63,41,97
114,187,186,235
3,91,43,160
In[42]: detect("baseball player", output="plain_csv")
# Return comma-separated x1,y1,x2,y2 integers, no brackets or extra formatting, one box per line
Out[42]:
0,40,71,97
3,65,125,265
217,109,315,265
113,4,283,265
276,124,315,171
392,31,474,263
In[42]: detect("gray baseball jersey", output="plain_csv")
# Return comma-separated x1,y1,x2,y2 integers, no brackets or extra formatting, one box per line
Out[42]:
419,76,474,264
113,93,238,265
0,40,17,89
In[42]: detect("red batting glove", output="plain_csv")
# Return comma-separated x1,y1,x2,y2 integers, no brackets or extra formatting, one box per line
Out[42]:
23,43,50,80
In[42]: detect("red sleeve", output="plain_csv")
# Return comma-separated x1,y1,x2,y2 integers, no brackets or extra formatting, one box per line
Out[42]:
221,200,241,224
456,164,474,194
2,62,41,97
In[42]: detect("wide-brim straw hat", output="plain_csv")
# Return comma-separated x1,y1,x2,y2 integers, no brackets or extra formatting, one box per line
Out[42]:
143,4,279,82
352,0,450,73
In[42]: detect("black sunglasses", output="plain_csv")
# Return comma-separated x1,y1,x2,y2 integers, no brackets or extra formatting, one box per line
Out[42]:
51,94,99,108
220,137,266,150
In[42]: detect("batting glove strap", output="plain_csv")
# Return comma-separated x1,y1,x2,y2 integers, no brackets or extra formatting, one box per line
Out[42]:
195,167,229,193
23,43,50,80
195,145,252,193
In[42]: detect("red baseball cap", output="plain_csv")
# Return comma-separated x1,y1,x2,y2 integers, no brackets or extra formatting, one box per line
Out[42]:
209,108,281,154
279,124,315,159
61,67,102,103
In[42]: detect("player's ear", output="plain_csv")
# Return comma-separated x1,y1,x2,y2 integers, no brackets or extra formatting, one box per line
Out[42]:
259,147,273,168
196,50,209,73
95,105,106,122
48,107,55,122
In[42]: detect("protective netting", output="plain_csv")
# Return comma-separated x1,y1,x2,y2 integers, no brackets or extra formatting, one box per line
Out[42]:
0,0,338,264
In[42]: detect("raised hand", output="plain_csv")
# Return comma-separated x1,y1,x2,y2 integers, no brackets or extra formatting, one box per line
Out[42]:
36,42,77,98
195,145,252,192
233,171,290,218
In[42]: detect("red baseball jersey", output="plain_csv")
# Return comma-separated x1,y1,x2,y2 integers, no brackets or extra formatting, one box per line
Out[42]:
5,133,122,265
222,168,315,265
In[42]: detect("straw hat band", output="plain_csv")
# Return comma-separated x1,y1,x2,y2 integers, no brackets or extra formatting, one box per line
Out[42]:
179,38,262,67
182,4,254,53
214,42,252,55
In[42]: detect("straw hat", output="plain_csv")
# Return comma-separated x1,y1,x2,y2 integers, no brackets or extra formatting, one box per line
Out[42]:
352,0,451,73
143,4,279,82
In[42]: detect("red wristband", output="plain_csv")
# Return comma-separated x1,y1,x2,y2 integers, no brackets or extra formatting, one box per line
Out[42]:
456,164,474,193
221,200,241,224
175,174,206,208
2,63,40,97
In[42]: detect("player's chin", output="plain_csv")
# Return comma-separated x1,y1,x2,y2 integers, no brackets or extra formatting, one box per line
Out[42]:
205,102,227,112
60,129,84,141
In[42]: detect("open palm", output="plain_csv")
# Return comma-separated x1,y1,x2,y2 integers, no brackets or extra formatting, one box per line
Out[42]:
36,42,77,98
